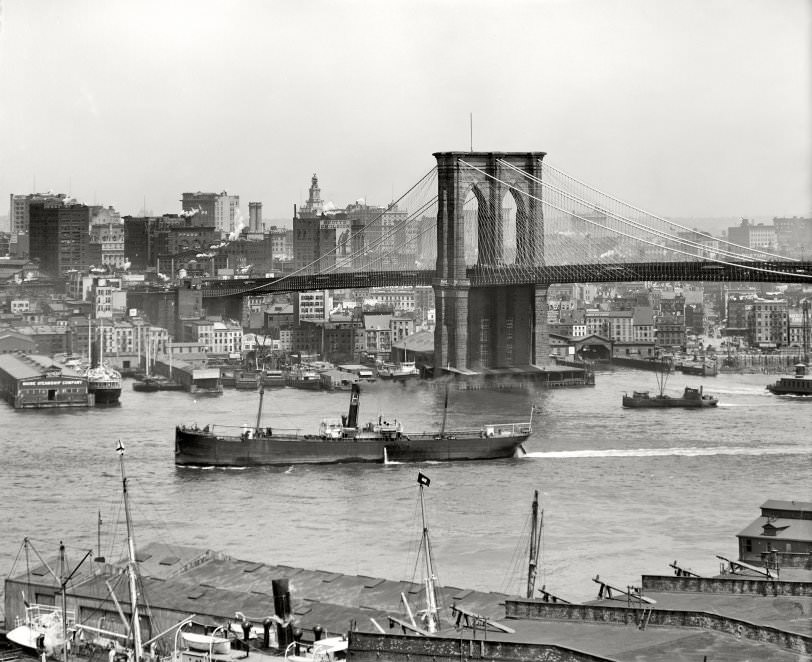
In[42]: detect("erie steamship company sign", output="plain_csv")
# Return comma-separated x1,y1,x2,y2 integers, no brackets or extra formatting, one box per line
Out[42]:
27,379,84,386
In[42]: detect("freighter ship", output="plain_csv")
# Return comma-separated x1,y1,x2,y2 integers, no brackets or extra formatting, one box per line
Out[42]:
175,384,532,466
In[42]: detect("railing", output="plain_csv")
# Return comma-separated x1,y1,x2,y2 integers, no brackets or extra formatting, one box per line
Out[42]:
407,422,533,439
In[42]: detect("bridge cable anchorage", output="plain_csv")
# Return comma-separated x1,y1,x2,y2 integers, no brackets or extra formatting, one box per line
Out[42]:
539,159,799,262
455,158,809,282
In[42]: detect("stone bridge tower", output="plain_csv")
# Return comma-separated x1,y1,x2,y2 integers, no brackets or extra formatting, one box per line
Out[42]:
433,151,550,373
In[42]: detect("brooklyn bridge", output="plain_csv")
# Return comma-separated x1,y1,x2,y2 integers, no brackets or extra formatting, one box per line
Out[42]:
198,151,811,373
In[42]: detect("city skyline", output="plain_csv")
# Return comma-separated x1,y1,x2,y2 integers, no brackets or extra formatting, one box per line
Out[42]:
0,0,810,225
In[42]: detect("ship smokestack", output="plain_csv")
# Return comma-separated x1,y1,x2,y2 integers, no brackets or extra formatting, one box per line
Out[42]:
272,578,294,650
345,383,360,429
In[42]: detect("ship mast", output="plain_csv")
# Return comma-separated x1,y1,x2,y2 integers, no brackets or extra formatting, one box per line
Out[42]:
526,490,543,599
417,473,439,634
117,442,143,662
255,385,265,431
439,383,449,437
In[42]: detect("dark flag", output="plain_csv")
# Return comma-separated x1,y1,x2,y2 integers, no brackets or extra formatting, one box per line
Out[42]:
417,472,431,487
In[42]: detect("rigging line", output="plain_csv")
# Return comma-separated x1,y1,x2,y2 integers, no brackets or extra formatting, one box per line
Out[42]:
331,213,438,275
541,160,799,261
532,163,778,265
460,159,811,280
322,177,438,272
237,166,438,294
500,159,774,264
324,196,439,273
520,162,761,260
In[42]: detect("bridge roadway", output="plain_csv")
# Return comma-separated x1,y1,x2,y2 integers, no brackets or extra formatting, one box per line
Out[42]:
199,260,812,297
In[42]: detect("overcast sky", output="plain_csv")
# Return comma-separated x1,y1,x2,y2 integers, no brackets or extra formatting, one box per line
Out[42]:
0,0,809,225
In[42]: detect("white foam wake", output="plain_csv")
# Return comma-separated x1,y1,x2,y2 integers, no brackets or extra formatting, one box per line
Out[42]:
524,445,809,459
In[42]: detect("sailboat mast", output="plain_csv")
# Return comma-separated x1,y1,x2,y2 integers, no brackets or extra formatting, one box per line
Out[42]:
526,490,543,599
417,475,439,633
117,442,143,662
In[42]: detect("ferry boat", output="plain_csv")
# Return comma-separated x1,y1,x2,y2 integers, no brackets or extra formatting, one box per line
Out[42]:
175,384,533,466
766,363,812,396
84,364,122,405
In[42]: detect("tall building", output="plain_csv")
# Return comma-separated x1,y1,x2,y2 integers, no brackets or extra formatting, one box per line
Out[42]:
299,174,324,218
348,201,406,270
293,174,334,273
248,202,263,233
181,191,240,236
90,222,126,269
748,299,788,348
727,218,777,251
9,192,69,234
29,202,92,276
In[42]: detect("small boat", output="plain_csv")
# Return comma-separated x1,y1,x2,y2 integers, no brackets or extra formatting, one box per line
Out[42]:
377,360,420,381
284,365,323,390
133,375,185,392
677,360,717,377
180,631,231,655
175,384,532,467
766,363,812,396
6,603,73,657
261,369,285,387
284,635,347,661
234,370,260,390
622,359,718,408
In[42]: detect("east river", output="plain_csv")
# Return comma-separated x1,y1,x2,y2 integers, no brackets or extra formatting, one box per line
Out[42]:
1,367,809,609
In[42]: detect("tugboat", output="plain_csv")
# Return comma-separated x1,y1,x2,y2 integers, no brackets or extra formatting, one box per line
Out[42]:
766,363,812,396
622,358,718,408
622,385,718,408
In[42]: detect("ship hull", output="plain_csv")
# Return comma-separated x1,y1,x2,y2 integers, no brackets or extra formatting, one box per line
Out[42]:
622,396,717,408
766,384,812,396
174,429,528,467
89,386,121,404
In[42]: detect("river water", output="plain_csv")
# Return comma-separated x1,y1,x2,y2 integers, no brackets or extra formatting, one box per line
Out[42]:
1,368,809,608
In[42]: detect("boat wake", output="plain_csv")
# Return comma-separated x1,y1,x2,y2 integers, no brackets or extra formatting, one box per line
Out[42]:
524,445,809,459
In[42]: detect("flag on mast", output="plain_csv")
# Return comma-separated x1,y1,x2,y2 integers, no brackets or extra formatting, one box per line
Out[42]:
417,472,431,487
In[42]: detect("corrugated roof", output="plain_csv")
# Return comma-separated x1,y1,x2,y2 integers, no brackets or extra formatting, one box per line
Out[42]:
761,499,812,512
0,353,62,379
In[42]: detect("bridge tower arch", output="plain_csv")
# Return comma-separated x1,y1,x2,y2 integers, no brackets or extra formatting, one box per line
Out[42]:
433,151,549,373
